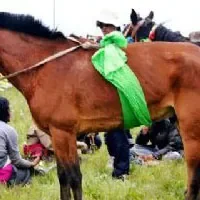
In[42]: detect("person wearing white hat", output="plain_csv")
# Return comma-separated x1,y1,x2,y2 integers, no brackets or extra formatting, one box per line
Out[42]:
82,10,134,180
82,10,121,49
96,9,121,35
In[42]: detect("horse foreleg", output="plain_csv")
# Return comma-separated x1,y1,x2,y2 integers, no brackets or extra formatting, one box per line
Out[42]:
50,126,82,200
56,159,71,199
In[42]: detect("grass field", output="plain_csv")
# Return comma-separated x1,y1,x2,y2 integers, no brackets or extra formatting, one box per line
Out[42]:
0,87,187,200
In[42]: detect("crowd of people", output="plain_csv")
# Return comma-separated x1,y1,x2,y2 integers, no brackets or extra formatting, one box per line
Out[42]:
0,9,185,186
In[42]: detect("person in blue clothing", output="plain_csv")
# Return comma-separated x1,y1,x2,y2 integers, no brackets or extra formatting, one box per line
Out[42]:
104,129,133,179
95,10,134,179
82,9,134,179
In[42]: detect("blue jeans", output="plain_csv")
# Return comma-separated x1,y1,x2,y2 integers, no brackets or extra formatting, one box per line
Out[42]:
105,129,130,177
130,144,157,156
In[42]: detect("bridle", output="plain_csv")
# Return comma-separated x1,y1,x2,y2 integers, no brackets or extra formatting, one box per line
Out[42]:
131,19,146,42
124,19,145,42
124,19,158,42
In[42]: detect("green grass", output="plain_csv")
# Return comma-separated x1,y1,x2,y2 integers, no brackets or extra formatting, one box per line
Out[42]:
0,87,187,200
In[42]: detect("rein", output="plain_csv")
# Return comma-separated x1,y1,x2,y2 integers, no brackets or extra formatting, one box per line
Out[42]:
0,37,82,81
128,20,159,42
131,19,145,42
123,24,132,38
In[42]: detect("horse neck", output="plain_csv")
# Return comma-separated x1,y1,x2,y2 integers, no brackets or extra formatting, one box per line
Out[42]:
155,25,187,42
0,30,69,100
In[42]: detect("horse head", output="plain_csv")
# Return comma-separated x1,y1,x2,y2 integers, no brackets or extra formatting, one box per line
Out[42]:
129,9,155,42
129,9,190,43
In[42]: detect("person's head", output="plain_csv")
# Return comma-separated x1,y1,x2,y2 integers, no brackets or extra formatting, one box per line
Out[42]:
151,119,169,132
0,97,10,123
96,10,121,35
142,126,149,134
130,9,155,41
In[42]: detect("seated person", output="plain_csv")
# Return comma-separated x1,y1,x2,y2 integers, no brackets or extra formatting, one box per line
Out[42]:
23,123,54,161
76,140,88,155
130,119,184,161
0,97,40,186
24,124,93,159
77,132,102,153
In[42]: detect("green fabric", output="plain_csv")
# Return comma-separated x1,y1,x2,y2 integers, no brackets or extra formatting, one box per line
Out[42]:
92,31,152,128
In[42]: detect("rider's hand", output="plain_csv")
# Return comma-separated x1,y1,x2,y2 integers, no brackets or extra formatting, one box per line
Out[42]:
81,41,93,49
81,41,100,49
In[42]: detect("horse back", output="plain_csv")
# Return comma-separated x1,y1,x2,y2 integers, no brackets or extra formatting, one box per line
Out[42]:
125,42,200,119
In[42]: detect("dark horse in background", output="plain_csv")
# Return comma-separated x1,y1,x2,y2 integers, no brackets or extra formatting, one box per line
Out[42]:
0,12,200,200
125,9,200,46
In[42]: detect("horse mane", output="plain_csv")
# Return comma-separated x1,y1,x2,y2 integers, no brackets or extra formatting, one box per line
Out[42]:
0,12,66,40
155,25,188,42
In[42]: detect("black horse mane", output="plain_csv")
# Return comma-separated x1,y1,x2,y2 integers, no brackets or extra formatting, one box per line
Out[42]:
0,12,66,40
155,25,188,42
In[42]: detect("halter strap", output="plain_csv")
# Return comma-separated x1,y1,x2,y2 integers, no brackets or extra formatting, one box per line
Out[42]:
0,44,81,81
131,19,145,42
123,24,132,38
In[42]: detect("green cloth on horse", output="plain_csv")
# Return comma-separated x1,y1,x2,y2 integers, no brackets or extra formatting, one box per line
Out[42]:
91,31,152,128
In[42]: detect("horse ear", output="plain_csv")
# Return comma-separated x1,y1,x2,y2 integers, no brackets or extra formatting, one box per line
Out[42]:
147,11,154,20
130,9,138,25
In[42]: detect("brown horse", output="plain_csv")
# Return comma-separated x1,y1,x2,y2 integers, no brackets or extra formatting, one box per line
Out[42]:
1,12,200,200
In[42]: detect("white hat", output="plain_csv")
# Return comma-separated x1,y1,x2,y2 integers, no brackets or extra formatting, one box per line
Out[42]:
96,9,120,28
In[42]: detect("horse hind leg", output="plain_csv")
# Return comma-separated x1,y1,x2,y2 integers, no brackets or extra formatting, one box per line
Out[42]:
184,136,200,200
50,126,82,200
184,140,200,200
175,95,200,200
